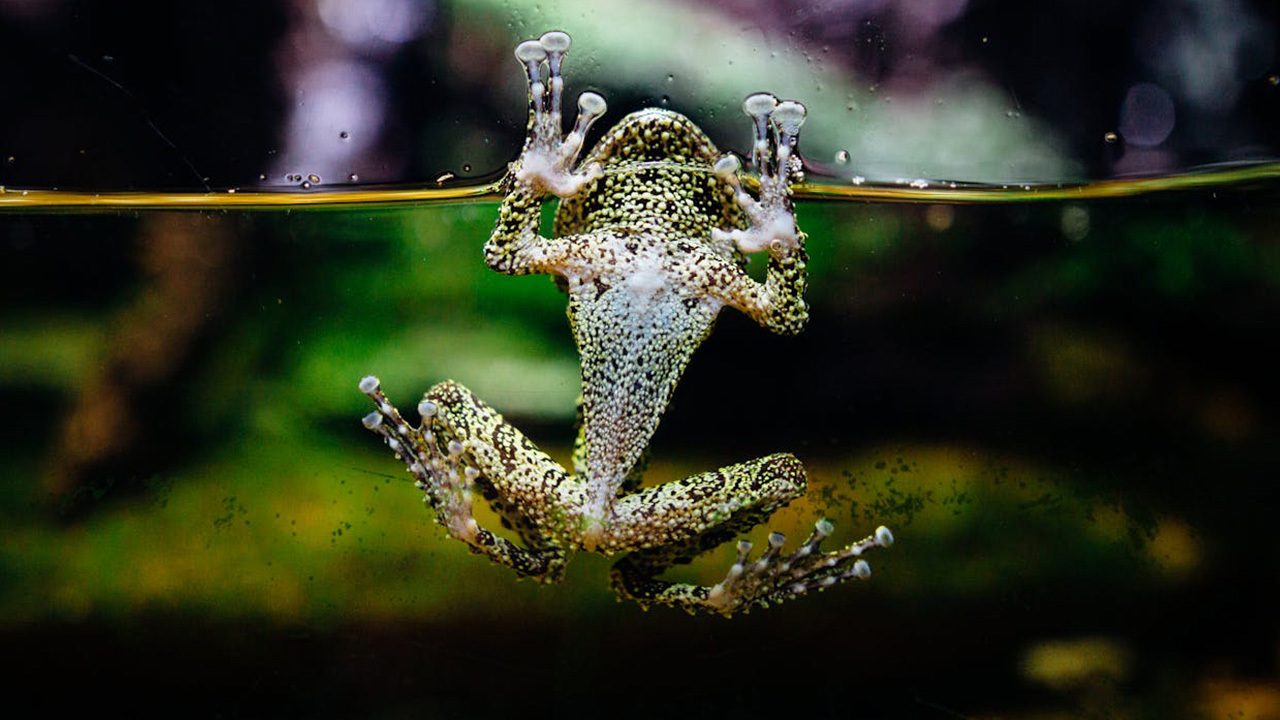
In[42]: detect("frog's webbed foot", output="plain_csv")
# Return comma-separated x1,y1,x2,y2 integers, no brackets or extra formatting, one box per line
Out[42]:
705,521,894,617
512,31,607,198
359,376,568,581
607,454,891,617
711,93,806,255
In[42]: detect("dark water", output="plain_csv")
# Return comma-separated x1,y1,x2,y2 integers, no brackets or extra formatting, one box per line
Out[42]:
3,0,1279,717
1,179,1277,718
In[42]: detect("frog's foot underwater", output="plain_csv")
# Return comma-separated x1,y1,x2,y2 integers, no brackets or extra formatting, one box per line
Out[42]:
706,522,895,614
360,377,569,581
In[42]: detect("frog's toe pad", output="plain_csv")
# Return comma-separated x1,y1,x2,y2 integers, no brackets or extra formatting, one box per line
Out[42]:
707,521,893,616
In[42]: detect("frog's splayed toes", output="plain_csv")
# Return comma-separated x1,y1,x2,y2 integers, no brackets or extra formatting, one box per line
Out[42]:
703,522,895,615
513,31,607,197
360,30,892,616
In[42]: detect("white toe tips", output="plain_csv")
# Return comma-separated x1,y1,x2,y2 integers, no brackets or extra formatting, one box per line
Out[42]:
875,525,894,547
744,92,778,118
515,40,546,63
361,412,383,430
772,100,807,135
815,518,835,537
358,375,380,394
853,559,871,579
418,400,437,420
767,532,785,549
713,154,741,178
578,91,607,117
539,30,571,53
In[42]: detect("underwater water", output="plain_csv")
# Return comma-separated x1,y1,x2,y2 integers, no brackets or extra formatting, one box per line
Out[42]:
3,0,1280,717
2,177,1278,718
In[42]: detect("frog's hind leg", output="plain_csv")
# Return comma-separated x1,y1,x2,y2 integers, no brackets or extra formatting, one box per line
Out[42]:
360,376,574,582
606,454,892,617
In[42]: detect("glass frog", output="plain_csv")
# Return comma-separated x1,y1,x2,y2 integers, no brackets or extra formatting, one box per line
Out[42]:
360,30,892,616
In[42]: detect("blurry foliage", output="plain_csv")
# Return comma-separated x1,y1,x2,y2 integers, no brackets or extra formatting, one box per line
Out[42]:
1,183,1275,627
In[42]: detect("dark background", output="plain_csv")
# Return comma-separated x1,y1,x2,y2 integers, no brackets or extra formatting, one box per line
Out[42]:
1,2,1278,718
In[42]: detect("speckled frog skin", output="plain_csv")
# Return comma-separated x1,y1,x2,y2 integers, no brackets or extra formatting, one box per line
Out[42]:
361,31,891,616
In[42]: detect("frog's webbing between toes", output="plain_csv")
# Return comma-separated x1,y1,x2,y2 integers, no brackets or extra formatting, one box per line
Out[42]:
360,375,569,582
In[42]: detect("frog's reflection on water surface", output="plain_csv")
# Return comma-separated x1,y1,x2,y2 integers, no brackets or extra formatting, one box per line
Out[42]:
361,30,891,617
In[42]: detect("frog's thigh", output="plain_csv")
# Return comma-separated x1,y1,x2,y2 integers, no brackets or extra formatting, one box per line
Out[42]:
421,380,578,580
607,453,806,554
606,453,806,608
424,380,574,504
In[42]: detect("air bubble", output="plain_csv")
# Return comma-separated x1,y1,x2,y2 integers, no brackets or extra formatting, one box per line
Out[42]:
301,181,312,189
349,173,359,182
1104,131,1121,144
462,163,472,173
339,131,349,139
308,173,321,184
835,150,850,165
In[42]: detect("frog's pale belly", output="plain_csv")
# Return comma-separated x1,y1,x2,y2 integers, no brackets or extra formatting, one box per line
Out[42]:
571,274,719,527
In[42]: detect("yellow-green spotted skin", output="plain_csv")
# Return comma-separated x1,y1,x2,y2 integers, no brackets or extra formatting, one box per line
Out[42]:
361,31,891,616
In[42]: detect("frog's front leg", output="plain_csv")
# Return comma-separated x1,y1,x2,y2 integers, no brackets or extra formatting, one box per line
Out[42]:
713,94,812,336
605,454,893,617
359,376,577,582
485,31,606,277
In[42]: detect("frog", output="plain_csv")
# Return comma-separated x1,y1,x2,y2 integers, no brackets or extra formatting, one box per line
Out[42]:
359,30,892,616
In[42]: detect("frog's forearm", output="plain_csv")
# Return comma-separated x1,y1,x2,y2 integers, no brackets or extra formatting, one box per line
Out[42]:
721,239,810,335
484,180,570,276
